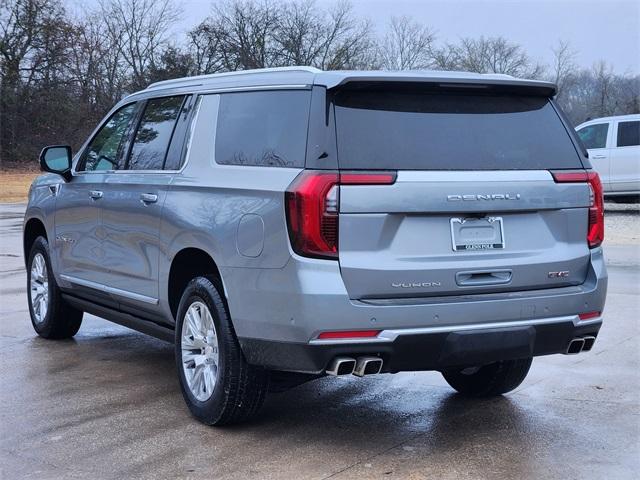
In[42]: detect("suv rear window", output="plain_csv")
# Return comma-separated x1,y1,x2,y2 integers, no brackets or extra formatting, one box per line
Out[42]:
333,90,583,170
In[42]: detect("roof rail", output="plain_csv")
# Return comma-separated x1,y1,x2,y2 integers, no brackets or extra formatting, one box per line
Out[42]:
146,66,322,90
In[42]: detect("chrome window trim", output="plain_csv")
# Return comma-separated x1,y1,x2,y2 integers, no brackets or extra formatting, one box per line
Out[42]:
60,274,159,305
309,315,602,345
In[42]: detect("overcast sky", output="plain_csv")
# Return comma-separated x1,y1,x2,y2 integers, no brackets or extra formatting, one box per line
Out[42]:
71,0,640,74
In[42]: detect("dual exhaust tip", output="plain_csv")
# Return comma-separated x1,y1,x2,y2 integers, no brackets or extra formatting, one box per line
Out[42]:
326,356,383,377
566,336,597,355
328,337,597,373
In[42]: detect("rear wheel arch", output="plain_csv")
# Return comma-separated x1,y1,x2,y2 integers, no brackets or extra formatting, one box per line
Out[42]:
167,248,224,320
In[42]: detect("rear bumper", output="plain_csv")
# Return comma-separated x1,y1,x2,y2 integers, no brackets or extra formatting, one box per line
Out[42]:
224,248,607,373
240,316,603,374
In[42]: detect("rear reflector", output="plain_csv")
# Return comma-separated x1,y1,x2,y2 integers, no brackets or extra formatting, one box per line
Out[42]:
317,330,381,340
551,170,604,248
578,311,601,321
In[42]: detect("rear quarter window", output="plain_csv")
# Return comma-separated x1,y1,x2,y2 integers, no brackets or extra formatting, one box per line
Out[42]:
333,90,583,170
616,121,640,147
214,90,311,168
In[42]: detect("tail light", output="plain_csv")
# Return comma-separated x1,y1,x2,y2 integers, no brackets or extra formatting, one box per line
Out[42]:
285,170,396,259
551,170,604,248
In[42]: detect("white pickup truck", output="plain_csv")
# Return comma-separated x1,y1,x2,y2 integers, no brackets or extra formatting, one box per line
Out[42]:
576,114,640,202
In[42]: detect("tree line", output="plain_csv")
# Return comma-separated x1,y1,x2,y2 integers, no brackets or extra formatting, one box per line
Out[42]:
1,0,639,167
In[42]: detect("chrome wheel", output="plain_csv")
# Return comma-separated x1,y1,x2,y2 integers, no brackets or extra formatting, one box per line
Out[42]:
30,253,49,324
181,301,219,401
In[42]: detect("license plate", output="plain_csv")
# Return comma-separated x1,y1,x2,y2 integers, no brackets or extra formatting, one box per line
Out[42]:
450,217,505,251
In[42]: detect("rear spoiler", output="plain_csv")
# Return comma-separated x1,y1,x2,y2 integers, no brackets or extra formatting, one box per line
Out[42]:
320,72,556,97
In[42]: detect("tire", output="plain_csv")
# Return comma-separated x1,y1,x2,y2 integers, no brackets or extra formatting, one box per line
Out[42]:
442,357,532,397
27,236,83,339
174,276,269,425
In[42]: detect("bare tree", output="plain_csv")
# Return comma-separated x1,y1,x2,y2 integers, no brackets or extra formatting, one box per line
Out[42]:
188,22,226,75
0,0,71,166
99,0,181,90
309,0,375,70
378,16,435,70
550,39,577,101
433,36,544,78
199,0,281,71
187,0,375,72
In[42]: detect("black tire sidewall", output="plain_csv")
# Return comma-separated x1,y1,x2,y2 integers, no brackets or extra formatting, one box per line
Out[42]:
174,277,234,424
443,358,532,397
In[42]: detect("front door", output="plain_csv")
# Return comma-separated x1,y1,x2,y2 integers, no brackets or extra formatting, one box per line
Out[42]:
55,102,138,296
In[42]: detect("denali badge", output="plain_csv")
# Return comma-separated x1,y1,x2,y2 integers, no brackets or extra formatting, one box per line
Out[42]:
447,194,521,201
392,282,442,288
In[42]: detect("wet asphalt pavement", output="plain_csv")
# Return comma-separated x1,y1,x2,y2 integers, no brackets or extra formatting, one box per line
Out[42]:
1,202,638,479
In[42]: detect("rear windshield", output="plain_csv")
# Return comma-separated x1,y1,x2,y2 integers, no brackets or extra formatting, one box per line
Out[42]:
333,90,583,170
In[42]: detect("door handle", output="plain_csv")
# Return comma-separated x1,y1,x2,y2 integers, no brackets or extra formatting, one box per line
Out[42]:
591,154,607,159
140,193,158,204
89,190,103,200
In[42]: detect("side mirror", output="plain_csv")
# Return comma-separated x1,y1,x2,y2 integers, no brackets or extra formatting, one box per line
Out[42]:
39,145,72,181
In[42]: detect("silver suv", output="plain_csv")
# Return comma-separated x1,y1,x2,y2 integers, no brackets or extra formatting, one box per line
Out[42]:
24,67,607,425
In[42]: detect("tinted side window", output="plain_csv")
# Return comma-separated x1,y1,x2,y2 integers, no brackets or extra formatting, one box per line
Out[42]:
128,96,185,170
577,123,609,150
616,121,640,147
215,90,310,168
81,103,136,172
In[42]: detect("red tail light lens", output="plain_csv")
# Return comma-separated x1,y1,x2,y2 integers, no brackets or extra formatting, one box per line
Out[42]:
285,170,396,259
551,170,604,248
286,171,339,259
578,311,601,321
317,330,381,339
340,172,397,185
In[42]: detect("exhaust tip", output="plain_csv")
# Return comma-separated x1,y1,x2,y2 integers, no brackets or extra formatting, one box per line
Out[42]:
326,357,356,376
582,336,596,352
566,338,585,355
353,356,383,377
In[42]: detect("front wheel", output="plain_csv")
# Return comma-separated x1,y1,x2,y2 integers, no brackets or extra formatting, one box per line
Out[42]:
174,276,269,425
27,236,83,339
442,357,532,397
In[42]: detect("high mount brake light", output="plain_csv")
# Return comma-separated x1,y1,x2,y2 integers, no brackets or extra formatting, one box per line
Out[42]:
551,170,604,248
285,170,396,259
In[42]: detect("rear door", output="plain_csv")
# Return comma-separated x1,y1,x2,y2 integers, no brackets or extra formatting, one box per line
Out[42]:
609,119,640,193
333,87,592,300
100,95,190,313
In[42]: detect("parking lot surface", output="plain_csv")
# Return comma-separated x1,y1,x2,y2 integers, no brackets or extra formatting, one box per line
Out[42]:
1,202,638,479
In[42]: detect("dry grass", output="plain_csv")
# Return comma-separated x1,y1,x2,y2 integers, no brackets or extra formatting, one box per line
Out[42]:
0,170,40,203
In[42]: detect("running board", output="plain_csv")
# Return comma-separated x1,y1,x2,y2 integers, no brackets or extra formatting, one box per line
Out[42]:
62,294,174,342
